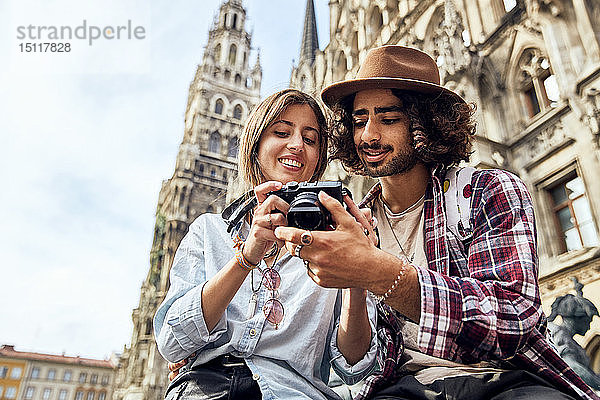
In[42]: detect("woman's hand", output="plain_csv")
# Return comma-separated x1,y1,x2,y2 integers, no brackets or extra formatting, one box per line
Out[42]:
243,181,291,264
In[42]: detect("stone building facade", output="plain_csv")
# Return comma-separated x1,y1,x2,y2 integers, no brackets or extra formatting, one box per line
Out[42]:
290,0,600,371
112,1,261,399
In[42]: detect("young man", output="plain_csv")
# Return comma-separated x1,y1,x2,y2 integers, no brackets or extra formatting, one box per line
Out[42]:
274,46,599,400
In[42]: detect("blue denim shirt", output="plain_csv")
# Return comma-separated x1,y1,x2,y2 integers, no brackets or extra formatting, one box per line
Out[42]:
154,212,377,400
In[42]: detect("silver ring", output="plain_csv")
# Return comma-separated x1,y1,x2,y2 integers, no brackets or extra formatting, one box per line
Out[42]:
300,231,314,246
293,244,304,258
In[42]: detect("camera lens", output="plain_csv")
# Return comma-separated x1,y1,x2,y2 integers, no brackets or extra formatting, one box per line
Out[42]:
287,192,325,231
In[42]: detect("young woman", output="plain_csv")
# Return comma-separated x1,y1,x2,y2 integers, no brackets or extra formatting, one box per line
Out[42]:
154,89,377,400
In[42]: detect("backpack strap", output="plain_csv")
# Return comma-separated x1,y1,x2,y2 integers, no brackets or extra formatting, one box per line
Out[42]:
443,166,476,242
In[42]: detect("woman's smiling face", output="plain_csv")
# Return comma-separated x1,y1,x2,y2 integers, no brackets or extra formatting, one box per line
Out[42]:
256,103,321,184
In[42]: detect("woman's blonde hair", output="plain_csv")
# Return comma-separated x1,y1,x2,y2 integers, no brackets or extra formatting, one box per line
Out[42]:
238,89,328,189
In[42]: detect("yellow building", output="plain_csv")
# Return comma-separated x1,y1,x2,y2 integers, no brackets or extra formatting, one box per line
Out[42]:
0,345,116,400
0,352,26,400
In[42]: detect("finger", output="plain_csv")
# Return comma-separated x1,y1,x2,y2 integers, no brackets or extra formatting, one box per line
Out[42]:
274,226,306,244
254,181,283,204
345,196,375,235
360,207,373,223
319,191,360,228
256,194,291,216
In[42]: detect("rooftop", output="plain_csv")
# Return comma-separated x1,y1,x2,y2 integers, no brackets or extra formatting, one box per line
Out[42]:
0,345,115,369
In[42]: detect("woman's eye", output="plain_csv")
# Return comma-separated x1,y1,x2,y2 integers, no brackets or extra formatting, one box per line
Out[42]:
274,131,289,137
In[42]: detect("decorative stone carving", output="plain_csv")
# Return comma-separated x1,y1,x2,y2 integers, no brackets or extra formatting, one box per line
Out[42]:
581,87,600,142
548,278,600,390
432,0,471,81
514,121,568,163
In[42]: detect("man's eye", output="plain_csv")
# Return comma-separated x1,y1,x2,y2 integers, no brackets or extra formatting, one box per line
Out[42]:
381,118,401,125
352,120,367,128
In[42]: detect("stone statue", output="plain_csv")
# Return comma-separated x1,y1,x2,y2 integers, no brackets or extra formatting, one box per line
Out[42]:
548,278,600,391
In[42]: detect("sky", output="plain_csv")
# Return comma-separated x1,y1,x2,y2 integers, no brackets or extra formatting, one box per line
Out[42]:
0,0,330,360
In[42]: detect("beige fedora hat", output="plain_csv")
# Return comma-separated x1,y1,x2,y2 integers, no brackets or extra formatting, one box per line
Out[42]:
321,45,465,107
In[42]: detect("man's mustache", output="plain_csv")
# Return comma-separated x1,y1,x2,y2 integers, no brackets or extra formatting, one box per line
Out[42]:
358,142,393,152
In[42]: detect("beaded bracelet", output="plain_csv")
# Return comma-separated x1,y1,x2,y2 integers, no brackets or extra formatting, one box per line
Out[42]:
371,268,405,303
234,244,259,271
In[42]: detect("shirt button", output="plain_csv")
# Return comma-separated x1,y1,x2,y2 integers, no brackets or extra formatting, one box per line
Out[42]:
252,373,260,381
249,328,257,337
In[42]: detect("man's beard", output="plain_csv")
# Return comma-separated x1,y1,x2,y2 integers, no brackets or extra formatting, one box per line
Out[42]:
358,142,418,177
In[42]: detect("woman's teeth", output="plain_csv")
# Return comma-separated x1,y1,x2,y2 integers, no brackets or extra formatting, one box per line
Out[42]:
280,158,302,168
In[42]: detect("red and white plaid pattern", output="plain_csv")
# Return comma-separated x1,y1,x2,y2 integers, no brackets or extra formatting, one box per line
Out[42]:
355,166,599,400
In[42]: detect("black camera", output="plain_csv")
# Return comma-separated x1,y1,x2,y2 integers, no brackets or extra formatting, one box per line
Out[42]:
269,181,345,231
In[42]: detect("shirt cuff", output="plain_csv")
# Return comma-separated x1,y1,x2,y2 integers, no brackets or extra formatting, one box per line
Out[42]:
329,295,378,385
166,282,227,352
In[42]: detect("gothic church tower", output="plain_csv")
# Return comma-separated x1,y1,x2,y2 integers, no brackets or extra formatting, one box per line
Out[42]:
113,1,261,399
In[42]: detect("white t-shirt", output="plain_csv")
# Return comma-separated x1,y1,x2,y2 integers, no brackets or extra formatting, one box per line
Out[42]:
372,194,505,385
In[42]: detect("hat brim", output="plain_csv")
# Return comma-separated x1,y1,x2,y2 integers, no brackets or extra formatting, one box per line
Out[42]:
321,77,466,107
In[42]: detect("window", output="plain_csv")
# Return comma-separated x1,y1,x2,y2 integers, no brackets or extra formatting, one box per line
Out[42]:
0,366,7,378
209,131,221,153
234,74,242,85
98,392,106,400
549,173,600,253
101,375,109,385
0,386,3,397
86,391,95,400
43,388,52,400
79,372,87,384
10,367,21,379
75,391,84,400
63,370,72,382
6,386,17,399
227,137,238,158
232,13,238,30
214,99,224,115
228,44,237,65
214,43,221,62
58,389,68,400
210,169,216,178
517,49,558,118
25,387,35,400
31,367,40,379
233,104,243,120
503,0,516,11
48,369,56,380
90,374,98,384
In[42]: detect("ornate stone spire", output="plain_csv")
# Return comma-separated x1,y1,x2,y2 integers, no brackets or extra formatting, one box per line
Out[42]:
299,0,319,65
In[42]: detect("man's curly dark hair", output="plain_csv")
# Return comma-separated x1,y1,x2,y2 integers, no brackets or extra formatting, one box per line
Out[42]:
328,89,477,174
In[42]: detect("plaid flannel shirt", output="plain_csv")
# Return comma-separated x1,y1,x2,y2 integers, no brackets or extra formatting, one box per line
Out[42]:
355,166,599,400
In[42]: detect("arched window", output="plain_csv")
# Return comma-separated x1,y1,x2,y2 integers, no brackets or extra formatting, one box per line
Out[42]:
229,44,237,65
233,104,243,120
234,74,242,85
214,43,221,62
223,14,228,28
197,163,204,175
214,99,224,114
246,76,253,88
224,70,231,81
210,169,216,178
227,137,239,157
223,171,228,181
517,49,559,118
232,14,238,30
209,131,221,153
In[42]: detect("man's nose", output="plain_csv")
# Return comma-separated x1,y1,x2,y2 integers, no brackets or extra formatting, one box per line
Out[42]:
361,119,380,143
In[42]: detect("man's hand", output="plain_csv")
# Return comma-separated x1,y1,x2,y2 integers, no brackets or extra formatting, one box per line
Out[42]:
274,191,378,288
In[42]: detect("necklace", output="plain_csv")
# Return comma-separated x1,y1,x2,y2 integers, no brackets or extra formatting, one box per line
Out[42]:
380,194,425,264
